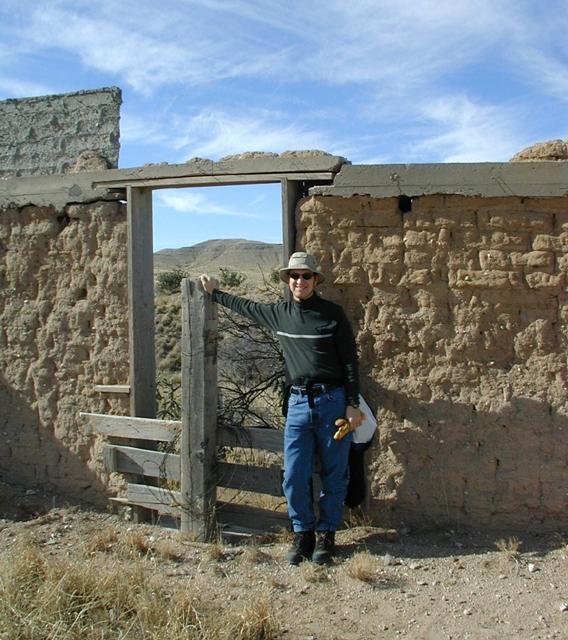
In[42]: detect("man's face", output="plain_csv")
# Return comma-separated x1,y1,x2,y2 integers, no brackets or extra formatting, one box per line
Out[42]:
288,269,317,301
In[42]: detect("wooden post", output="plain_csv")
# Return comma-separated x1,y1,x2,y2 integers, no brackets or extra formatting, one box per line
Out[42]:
127,186,156,418
180,278,218,539
126,186,156,524
281,178,300,262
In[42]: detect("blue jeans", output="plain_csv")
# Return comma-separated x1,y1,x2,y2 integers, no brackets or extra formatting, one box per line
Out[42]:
283,386,352,532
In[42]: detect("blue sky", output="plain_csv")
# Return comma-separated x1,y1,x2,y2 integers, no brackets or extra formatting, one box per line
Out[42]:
1,0,567,250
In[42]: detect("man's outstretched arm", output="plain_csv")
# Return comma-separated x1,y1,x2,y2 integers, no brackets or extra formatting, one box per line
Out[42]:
199,273,279,331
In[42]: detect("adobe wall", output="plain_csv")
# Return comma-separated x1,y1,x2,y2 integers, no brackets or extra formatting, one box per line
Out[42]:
0,196,129,503
298,193,568,531
0,87,121,178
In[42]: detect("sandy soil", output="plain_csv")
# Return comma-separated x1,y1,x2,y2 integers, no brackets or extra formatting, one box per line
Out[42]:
1,484,568,640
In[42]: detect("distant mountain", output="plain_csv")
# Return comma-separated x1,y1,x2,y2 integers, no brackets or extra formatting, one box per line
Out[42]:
154,239,283,283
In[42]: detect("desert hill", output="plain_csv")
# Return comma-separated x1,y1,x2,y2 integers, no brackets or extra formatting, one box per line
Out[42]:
154,238,283,283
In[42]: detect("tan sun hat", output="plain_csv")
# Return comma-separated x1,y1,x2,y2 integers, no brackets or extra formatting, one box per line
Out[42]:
279,251,325,283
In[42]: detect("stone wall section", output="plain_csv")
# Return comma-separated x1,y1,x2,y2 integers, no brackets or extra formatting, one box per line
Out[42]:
0,200,129,502
0,87,121,178
298,194,568,531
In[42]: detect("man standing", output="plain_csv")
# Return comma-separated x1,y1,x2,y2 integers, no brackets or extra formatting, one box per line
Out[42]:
200,251,362,565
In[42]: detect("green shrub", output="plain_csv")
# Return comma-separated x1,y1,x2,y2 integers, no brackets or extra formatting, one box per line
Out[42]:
219,268,246,289
156,268,189,294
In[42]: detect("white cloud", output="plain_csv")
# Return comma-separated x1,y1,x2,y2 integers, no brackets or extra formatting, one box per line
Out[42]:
411,95,524,162
5,0,566,169
513,46,568,103
18,0,517,96
120,112,170,145
0,77,54,99
156,191,262,218
169,109,333,160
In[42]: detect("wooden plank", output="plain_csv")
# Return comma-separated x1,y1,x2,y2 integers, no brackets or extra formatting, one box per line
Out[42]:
91,155,346,188
80,413,180,442
217,462,282,496
127,186,156,418
281,178,300,262
310,162,568,198
93,384,130,394
180,278,218,540
125,483,182,518
216,502,289,533
217,425,283,453
103,444,180,481
96,172,335,190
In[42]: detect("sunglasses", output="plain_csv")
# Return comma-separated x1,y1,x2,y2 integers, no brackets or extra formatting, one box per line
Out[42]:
289,272,314,281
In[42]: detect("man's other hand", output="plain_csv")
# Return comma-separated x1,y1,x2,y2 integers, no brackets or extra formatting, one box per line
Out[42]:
200,274,219,294
346,405,363,430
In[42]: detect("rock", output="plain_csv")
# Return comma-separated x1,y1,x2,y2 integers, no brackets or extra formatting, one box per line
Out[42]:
510,139,568,162
528,563,539,573
220,151,279,161
68,150,111,173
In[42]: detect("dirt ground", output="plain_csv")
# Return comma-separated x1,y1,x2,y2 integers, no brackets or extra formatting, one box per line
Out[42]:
1,483,568,640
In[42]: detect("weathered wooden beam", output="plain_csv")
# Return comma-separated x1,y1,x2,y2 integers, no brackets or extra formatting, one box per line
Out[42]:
309,162,568,198
103,444,180,481
127,186,156,418
281,178,300,263
91,154,346,188
217,425,283,453
80,413,180,442
125,483,182,517
119,489,290,528
180,278,218,540
95,172,334,190
93,384,130,394
217,462,282,496
216,502,289,533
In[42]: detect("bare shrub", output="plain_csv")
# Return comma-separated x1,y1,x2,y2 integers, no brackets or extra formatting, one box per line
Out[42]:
495,536,522,560
241,545,271,565
344,550,381,584
208,541,227,562
84,525,119,553
301,562,330,583
222,596,278,640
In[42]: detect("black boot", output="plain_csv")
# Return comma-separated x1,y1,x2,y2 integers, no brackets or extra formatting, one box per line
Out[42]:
312,531,336,565
286,531,315,565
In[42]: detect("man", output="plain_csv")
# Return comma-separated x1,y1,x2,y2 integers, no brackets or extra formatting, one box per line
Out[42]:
200,251,362,565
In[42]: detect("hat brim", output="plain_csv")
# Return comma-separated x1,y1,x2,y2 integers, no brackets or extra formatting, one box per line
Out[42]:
279,267,325,284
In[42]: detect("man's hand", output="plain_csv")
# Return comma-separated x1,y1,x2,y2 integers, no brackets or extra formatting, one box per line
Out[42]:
333,406,364,440
200,273,219,295
346,405,363,430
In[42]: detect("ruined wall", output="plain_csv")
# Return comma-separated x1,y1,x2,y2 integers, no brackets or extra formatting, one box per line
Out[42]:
298,194,568,531
0,87,121,178
0,199,129,503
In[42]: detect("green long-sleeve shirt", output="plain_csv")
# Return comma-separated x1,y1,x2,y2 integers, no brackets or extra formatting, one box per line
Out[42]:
212,289,359,403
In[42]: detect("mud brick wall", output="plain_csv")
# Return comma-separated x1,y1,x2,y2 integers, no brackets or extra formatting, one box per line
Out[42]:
298,194,568,531
0,87,121,178
0,201,129,503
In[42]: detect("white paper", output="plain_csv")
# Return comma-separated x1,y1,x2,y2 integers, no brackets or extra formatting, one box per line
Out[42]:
352,394,377,444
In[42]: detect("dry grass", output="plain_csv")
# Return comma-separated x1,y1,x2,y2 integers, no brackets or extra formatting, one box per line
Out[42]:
241,545,272,565
208,541,228,562
344,550,381,584
0,539,279,640
300,562,330,583
271,526,294,545
495,536,522,560
344,509,375,529
85,527,183,562
224,596,278,640
84,525,119,553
